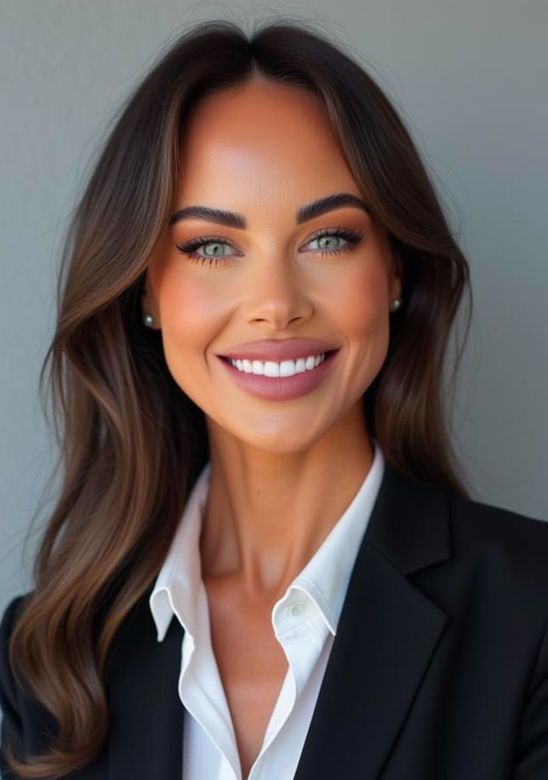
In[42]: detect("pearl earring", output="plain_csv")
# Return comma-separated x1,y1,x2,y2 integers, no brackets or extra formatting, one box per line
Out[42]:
390,298,402,312
143,313,155,327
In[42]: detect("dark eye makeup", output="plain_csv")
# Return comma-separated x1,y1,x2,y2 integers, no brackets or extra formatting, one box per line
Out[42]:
174,225,365,268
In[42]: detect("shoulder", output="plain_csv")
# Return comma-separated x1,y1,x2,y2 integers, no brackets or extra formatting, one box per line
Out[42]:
448,490,548,559
0,590,34,699
0,590,33,639
0,590,35,774
446,490,548,595
0,591,33,648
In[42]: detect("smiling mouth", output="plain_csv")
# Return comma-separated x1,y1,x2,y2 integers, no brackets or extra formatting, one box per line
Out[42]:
218,348,339,373
215,348,340,401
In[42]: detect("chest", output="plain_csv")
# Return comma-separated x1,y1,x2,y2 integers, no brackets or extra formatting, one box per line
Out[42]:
204,582,289,780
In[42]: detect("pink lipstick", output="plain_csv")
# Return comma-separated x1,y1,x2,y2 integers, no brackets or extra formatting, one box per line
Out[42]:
216,348,340,401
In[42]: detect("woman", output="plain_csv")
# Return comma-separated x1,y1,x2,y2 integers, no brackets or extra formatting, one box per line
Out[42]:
1,18,547,780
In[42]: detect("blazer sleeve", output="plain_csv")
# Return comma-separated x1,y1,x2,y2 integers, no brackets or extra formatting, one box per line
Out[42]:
513,620,548,778
0,594,27,780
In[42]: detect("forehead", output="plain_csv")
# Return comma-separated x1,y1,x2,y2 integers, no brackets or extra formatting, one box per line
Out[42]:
176,78,360,218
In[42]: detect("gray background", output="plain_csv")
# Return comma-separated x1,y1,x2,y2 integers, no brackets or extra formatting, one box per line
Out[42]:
1,0,547,616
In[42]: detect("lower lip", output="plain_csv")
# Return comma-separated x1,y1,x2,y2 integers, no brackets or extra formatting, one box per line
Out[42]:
216,350,340,401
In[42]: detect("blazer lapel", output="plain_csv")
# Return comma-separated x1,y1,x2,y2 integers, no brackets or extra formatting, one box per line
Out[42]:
106,585,185,780
293,463,451,780
106,462,450,780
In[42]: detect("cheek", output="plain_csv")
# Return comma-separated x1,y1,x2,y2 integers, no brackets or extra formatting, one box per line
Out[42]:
330,262,389,340
155,268,227,407
157,268,222,358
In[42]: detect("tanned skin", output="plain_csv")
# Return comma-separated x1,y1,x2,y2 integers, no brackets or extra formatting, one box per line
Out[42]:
142,75,401,778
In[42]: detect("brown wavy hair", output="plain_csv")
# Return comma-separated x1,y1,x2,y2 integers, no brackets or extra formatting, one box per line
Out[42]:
5,16,473,778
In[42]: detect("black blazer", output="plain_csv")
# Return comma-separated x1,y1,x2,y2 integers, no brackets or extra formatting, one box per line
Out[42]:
2,462,548,779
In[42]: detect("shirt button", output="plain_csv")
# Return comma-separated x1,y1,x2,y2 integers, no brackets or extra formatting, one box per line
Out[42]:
290,601,306,617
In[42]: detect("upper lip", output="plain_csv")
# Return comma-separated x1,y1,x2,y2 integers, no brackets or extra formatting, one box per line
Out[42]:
218,338,340,362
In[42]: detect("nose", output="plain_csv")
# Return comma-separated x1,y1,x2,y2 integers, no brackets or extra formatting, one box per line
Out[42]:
241,253,313,328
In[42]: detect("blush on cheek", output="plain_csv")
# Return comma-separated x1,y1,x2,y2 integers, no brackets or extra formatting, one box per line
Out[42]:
335,264,389,335
159,273,213,337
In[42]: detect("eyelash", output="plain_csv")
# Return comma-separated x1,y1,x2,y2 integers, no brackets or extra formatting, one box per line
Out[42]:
174,226,364,268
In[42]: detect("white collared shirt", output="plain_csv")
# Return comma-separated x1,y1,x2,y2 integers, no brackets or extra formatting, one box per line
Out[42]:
149,440,385,780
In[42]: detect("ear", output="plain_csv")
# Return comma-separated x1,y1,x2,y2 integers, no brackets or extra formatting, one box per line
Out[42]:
141,267,161,329
389,248,403,303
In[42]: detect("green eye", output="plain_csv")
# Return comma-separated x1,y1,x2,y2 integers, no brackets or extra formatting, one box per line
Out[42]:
175,226,364,267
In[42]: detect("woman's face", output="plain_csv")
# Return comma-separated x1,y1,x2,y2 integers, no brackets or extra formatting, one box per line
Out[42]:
144,76,401,452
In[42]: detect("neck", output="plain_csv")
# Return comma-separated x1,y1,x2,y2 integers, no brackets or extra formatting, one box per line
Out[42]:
199,403,374,600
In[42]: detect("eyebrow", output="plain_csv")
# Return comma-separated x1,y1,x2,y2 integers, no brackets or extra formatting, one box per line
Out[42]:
168,192,371,228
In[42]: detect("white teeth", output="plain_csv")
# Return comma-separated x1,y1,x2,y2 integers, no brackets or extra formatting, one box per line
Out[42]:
229,352,327,377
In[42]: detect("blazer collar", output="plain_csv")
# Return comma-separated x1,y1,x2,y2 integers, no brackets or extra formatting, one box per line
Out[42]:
292,462,451,780
107,461,451,780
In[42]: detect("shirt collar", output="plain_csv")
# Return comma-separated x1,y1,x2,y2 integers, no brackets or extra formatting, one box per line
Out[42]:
149,440,385,642
281,440,384,635
149,460,211,642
